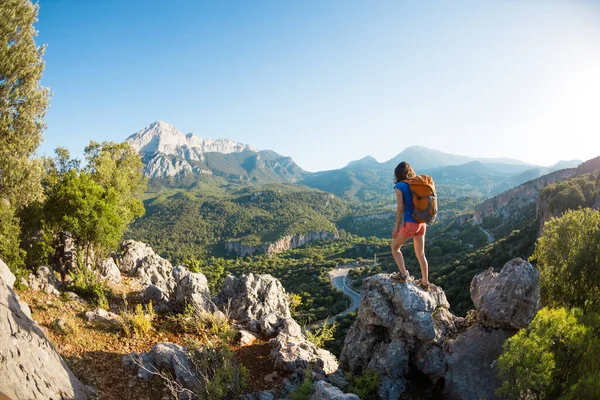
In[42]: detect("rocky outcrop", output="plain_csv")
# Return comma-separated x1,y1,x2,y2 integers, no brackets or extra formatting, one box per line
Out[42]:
471,258,540,329
216,273,292,335
27,266,61,295
270,332,339,375
340,258,541,400
310,381,360,400
225,231,338,257
123,342,199,394
171,265,212,313
118,240,156,275
0,258,89,399
96,257,121,284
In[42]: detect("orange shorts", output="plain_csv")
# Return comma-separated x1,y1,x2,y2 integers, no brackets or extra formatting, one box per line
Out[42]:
399,222,426,237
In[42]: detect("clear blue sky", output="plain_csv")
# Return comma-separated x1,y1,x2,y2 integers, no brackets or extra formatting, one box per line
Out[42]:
36,0,600,172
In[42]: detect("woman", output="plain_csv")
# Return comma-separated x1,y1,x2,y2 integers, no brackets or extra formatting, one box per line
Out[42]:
391,161,429,291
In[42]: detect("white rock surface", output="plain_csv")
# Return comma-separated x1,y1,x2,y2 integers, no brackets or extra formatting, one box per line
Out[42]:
310,381,360,400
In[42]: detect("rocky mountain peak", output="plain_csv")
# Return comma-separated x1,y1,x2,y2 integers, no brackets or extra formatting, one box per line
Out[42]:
125,121,257,158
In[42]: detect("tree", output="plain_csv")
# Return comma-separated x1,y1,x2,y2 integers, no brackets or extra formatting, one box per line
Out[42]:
532,208,600,312
0,0,50,269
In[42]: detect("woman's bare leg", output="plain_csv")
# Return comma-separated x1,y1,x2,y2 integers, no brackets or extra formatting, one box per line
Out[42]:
413,235,429,284
391,234,411,276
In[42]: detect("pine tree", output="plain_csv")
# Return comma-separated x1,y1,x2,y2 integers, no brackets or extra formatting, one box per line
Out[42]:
0,0,50,268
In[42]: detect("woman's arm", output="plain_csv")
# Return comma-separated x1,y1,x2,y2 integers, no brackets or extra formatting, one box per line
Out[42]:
393,187,404,237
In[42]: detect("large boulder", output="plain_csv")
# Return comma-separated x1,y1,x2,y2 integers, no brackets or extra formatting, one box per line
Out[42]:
471,258,541,329
27,266,60,295
172,265,213,313
96,257,121,284
340,258,541,400
270,333,339,375
443,325,514,400
216,273,291,335
124,342,199,394
0,258,89,399
310,380,360,400
118,240,156,275
133,254,175,296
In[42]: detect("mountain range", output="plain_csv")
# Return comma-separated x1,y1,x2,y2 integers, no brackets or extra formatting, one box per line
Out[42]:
126,121,582,200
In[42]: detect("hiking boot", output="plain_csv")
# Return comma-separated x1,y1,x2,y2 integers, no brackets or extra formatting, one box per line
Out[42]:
414,279,430,291
392,272,412,283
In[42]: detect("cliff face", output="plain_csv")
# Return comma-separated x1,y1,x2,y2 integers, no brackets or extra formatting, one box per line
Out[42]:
340,258,541,400
472,168,576,224
225,231,338,257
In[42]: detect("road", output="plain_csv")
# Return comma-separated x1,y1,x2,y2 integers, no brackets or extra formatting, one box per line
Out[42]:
310,267,362,328
480,226,495,243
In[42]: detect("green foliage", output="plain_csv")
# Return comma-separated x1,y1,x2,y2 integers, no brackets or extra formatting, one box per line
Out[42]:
497,307,600,400
69,266,109,309
169,304,235,344
0,0,49,267
347,369,380,400
0,202,25,273
0,0,49,210
51,316,80,336
187,340,248,400
322,312,356,357
532,208,600,312
289,378,314,400
183,258,225,295
305,320,337,348
117,298,154,337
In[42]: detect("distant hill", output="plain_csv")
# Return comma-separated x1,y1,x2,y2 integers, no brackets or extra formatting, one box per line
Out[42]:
126,122,306,188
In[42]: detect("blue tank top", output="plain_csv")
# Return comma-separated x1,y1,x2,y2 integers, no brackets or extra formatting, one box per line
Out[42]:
394,182,417,223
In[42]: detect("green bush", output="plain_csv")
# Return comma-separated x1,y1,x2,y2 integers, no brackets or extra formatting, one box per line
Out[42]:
69,266,109,309
532,208,600,312
289,378,314,400
347,369,380,400
497,307,600,400
305,320,337,348
117,299,154,336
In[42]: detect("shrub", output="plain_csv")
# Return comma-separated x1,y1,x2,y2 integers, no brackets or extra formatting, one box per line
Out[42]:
69,266,109,309
169,304,235,344
117,298,154,336
188,340,248,400
347,369,380,400
305,320,337,348
497,307,600,400
52,316,80,336
289,378,314,400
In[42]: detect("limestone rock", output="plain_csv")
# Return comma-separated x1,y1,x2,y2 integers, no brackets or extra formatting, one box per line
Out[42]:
97,257,121,284
310,380,360,400
133,254,175,295
0,258,89,399
443,325,513,400
119,240,156,275
236,328,260,346
0,258,15,288
280,317,302,337
217,273,291,335
172,265,212,313
270,333,338,375
124,342,199,393
470,258,540,329
85,307,118,323
27,266,60,295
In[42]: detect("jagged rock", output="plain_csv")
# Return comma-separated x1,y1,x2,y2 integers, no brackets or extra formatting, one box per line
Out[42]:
217,273,291,335
310,381,360,400
443,325,513,400
270,333,339,375
142,284,171,312
280,317,302,337
470,258,541,329
133,254,175,295
340,274,453,387
326,370,351,392
0,258,15,288
236,328,260,346
0,258,89,399
172,265,212,313
340,259,541,400
85,307,118,323
124,342,199,393
97,257,121,284
27,266,61,295
118,239,156,275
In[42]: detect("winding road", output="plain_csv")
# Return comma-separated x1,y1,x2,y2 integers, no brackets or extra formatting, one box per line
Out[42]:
310,267,362,328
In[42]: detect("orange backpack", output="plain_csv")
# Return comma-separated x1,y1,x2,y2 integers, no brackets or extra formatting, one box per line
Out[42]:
403,175,438,224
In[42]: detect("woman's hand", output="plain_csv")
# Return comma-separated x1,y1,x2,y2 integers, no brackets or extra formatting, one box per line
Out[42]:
392,225,399,238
